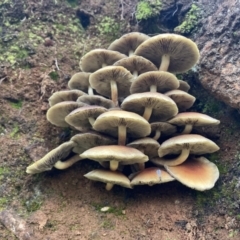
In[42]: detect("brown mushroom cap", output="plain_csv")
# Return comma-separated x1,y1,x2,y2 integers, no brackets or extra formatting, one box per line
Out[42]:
121,92,178,122
113,55,157,77
77,95,115,109
89,66,134,106
130,71,180,94
65,105,108,131
164,89,196,111
168,112,220,134
165,157,219,191
46,101,85,127
49,89,87,107
108,32,150,56
93,110,151,145
130,167,175,186
80,145,149,171
134,33,200,73
84,169,132,190
150,122,177,140
79,49,127,72
178,80,190,92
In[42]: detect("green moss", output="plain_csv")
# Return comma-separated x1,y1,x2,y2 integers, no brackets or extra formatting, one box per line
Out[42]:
66,0,78,7
135,0,162,21
174,4,201,34
92,203,125,216
10,124,20,138
97,17,120,39
0,197,8,210
10,100,23,109
24,199,42,212
49,71,59,81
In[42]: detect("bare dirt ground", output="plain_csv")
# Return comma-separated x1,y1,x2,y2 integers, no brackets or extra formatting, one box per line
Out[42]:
0,1,240,239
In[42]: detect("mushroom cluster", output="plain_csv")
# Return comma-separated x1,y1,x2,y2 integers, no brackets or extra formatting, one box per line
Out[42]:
26,32,220,192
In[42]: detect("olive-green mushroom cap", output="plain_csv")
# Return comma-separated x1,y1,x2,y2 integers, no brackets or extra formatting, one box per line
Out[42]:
68,72,91,92
79,49,127,72
130,71,180,94
121,92,178,122
134,33,200,73
108,32,150,56
49,89,87,107
165,157,219,191
46,101,85,127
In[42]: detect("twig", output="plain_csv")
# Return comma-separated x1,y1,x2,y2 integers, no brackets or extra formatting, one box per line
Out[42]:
0,77,7,84
55,58,60,71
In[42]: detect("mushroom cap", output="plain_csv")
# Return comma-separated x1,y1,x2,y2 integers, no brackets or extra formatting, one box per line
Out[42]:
84,169,132,189
168,112,220,127
134,33,200,73
130,167,175,186
89,66,134,100
93,110,151,138
79,49,127,72
127,137,160,159
65,105,107,131
108,32,150,55
68,72,91,92
165,157,220,191
70,132,117,154
48,89,87,107
121,92,178,122
164,90,196,111
113,55,157,75
178,80,190,92
80,145,149,165
46,101,85,127
158,134,220,157
151,122,177,136
130,71,180,94
77,95,115,109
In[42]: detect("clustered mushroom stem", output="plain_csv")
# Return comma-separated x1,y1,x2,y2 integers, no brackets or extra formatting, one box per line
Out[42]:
150,85,157,92
153,130,161,140
132,70,138,78
88,117,96,127
138,162,145,170
159,54,170,71
54,155,83,170
102,63,107,68
181,124,193,134
88,86,94,95
118,125,127,145
128,50,134,56
143,107,153,121
163,148,190,166
110,80,119,107
110,160,119,171
105,182,114,191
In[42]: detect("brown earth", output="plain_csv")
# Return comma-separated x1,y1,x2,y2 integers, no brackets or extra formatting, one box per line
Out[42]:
0,1,240,239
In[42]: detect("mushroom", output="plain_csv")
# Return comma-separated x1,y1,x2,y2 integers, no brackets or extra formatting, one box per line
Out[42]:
80,145,149,171
65,105,108,131
165,157,219,191
26,141,76,174
89,66,134,107
134,33,200,72
178,80,190,92
84,169,132,191
168,112,220,134
68,72,94,95
130,71,180,94
79,49,127,72
130,167,175,186
121,92,178,122
151,134,219,166
108,32,150,56
150,122,177,140
164,89,196,111
46,101,85,127
48,89,87,106
113,55,157,78
93,110,151,145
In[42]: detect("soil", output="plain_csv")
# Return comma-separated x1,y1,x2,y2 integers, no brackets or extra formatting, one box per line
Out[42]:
0,1,240,239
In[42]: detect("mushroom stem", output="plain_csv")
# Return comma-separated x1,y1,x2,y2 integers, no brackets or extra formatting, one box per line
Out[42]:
153,130,161,140
110,160,119,171
88,86,94,95
88,117,95,126
159,54,170,71
110,80,119,107
132,70,138,78
143,107,153,121
54,155,83,170
129,50,134,56
118,125,127,145
181,124,193,134
105,183,114,191
102,63,107,68
150,85,157,92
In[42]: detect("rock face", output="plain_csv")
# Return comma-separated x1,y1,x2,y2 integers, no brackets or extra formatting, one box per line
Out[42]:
194,0,240,109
